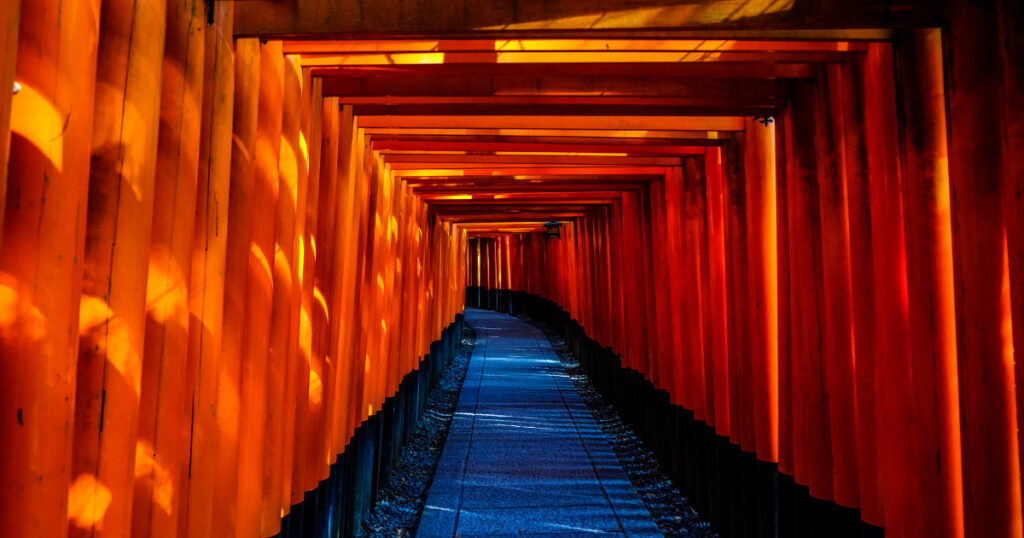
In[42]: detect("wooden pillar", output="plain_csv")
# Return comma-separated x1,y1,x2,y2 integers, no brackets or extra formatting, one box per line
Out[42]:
659,170,687,407
1,1,102,535
859,43,907,532
333,107,361,452
893,28,963,538
839,54,884,528
704,147,730,439
260,51,303,537
183,4,234,536
134,1,205,536
945,2,1022,534
233,39,282,538
999,0,1024,513
638,186,659,382
212,36,260,538
682,159,709,421
774,110,794,478
724,136,754,453
0,0,18,247
73,1,167,536
291,70,322,502
309,95,338,478
789,80,833,502
279,57,310,518
743,117,779,464
816,65,859,509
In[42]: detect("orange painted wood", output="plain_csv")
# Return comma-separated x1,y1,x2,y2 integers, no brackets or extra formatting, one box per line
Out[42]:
233,39,283,538
789,81,833,499
945,3,1023,535
682,159,711,424
638,187,659,383
895,29,964,538
0,0,18,253
782,107,808,485
774,110,794,477
742,117,778,463
1,1,102,535
292,70,323,502
342,116,372,442
232,0,938,38
723,137,753,453
815,65,859,508
362,149,392,419
278,62,308,512
673,160,699,414
278,56,309,517
703,147,730,438
182,5,234,536
861,42,912,533
999,0,1024,516
72,2,167,536
212,36,261,538
619,192,645,371
309,96,339,478
385,159,410,395
134,1,205,536
260,51,302,535
840,55,884,526
332,108,364,447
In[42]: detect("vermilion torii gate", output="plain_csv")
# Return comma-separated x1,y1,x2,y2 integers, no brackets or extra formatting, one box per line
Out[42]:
0,1,1021,537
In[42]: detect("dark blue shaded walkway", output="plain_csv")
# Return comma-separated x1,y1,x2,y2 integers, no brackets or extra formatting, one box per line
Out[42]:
419,308,661,536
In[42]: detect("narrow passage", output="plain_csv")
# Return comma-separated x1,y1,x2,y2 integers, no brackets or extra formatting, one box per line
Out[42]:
419,308,662,536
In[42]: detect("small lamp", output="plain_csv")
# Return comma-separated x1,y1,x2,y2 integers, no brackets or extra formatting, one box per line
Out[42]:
544,221,562,239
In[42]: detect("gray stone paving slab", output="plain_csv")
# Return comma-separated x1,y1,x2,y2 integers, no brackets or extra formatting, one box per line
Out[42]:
418,308,661,537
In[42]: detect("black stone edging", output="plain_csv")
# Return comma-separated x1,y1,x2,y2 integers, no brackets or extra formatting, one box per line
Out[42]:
467,286,885,538
273,314,466,538
361,322,477,535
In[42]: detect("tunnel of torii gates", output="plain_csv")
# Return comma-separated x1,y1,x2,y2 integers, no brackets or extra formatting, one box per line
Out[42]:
0,0,1022,537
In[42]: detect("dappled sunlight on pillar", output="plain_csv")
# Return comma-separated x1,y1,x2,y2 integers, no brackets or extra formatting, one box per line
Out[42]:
68,474,113,531
9,82,64,172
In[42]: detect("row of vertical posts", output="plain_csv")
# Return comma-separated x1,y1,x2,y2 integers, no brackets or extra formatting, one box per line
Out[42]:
468,31,1023,538
0,2,468,537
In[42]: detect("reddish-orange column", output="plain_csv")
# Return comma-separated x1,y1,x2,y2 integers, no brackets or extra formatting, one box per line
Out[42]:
789,81,833,500
774,111,794,477
260,51,303,536
233,39,283,538
183,5,234,537
73,1,166,536
945,3,1022,535
723,138,753,453
292,71,323,501
309,96,338,478
684,160,709,422
648,179,676,398
213,36,260,538
703,147,730,438
743,117,779,463
134,2,206,536
816,66,859,509
894,29,963,538
999,0,1024,512
840,54,884,527
0,0,18,246
333,108,360,456
2,1,102,535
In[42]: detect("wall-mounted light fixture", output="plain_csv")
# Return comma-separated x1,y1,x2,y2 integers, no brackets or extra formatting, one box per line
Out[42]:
544,221,562,239
755,115,774,126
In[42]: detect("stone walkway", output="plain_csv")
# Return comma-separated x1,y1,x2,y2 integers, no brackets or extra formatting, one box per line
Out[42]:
418,308,662,536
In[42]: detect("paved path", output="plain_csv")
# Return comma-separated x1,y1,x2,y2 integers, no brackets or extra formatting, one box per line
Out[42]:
418,308,661,537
